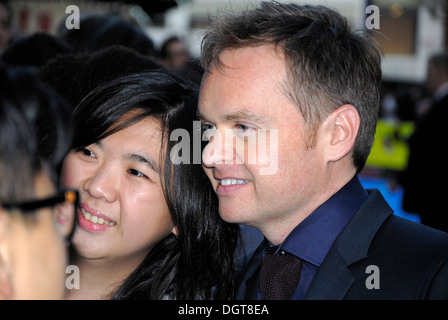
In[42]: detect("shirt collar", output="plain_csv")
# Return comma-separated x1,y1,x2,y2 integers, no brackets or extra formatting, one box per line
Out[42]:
274,175,368,267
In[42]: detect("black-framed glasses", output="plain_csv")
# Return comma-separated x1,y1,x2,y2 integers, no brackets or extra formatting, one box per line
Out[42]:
1,188,79,242
2,189,78,212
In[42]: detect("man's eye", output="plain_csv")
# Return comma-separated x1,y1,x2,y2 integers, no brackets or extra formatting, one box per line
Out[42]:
237,124,250,131
235,124,256,135
201,123,216,141
202,123,216,132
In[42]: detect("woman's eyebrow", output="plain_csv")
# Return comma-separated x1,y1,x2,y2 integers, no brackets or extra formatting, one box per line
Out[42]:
123,153,160,173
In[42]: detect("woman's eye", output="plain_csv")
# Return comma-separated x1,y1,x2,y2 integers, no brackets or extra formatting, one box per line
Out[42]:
128,168,148,179
80,148,95,158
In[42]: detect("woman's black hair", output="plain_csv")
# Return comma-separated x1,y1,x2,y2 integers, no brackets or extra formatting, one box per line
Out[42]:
71,70,240,299
0,64,72,203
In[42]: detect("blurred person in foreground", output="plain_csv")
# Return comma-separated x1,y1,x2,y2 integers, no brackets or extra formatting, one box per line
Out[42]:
399,52,448,232
0,65,75,299
198,1,448,300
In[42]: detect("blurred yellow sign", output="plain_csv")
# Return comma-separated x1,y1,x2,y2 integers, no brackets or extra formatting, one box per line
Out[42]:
365,120,414,171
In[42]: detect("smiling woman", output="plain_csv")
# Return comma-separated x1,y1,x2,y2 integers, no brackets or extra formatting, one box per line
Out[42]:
60,70,240,300
63,116,173,248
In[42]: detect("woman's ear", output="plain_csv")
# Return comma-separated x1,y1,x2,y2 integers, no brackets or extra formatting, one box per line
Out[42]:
324,104,360,163
171,225,179,236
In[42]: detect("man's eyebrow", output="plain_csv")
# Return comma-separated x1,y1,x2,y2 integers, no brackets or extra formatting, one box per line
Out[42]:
224,110,270,124
197,109,271,126
124,153,160,173
196,111,209,122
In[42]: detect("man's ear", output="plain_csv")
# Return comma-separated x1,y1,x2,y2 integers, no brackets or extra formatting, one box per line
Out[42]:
323,104,360,162
0,210,13,299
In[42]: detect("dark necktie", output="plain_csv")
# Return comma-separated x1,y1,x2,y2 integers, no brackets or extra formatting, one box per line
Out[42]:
259,247,303,300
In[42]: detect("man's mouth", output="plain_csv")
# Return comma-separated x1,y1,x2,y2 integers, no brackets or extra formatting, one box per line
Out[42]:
81,207,116,226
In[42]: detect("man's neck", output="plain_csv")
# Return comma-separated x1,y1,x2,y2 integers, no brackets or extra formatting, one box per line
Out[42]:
259,165,357,245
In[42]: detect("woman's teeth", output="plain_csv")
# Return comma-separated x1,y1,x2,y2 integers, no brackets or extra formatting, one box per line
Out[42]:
220,179,249,186
81,208,116,226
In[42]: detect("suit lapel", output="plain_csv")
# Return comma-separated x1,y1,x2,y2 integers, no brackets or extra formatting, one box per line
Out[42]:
304,248,354,299
305,189,393,299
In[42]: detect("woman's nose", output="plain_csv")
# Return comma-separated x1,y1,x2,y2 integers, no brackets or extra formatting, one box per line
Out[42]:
83,164,119,202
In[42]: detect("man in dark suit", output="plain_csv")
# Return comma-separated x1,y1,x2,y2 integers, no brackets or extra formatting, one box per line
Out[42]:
198,1,448,300
399,52,448,232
